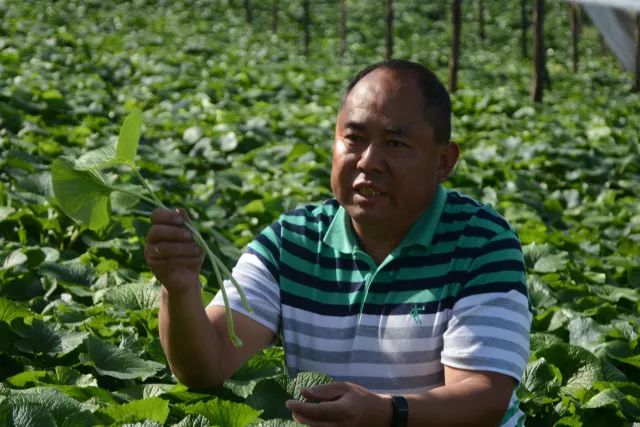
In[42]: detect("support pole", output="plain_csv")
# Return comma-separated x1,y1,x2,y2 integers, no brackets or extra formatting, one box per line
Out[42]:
532,0,545,102
449,0,462,93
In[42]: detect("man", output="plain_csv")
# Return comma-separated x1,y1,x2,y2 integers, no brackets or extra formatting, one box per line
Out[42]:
145,60,531,427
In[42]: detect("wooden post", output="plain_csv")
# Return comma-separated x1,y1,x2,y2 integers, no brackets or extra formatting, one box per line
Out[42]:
449,0,462,93
521,0,528,58
244,0,252,24
478,0,486,41
532,0,545,102
386,0,394,59
635,13,640,92
303,0,311,56
569,2,581,73
272,0,279,34
340,0,347,57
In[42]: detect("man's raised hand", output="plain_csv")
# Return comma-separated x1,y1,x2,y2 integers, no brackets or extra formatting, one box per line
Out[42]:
145,208,204,294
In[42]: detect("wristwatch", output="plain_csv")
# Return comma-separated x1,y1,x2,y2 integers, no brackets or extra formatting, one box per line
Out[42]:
390,395,409,427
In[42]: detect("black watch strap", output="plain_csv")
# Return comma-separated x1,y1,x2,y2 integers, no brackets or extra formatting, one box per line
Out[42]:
390,395,409,427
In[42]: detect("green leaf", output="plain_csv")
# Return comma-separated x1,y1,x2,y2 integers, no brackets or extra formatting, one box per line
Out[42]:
80,335,164,380
567,317,605,353
74,144,118,171
533,253,568,273
1,387,90,426
116,109,143,164
183,398,262,427
286,372,333,401
47,366,97,386
171,414,210,427
254,420,305,427
245,378,292,420
522,358,562,395
6,371,48,388
51,157,113,230
1,250,27,270
0,298,30,323
102,280,160,310
13,319,88,357
100,397,169,424
0,403,57,427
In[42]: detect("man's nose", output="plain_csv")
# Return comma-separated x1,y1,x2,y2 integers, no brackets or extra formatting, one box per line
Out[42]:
356,142,385,173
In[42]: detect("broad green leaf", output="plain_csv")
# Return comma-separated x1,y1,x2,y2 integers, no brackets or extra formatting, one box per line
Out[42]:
47,366,97,386
102,280,160,310
286,372,333,401
171,414,210,427
51,157,112,230
121,421,161,427
245,378,291,420
1,250,27,270
2,387,89,426
100,397,169,424
0,298,30,322
80,335,164,380
116,109,143,163
13,319,88,357
74,144,118,171
533,253,568,273
0,206,16,222
567,317,605,353
254,420,305,427
6,371,47,388
0,403,57,427
183,398,261,427
521,358,562,395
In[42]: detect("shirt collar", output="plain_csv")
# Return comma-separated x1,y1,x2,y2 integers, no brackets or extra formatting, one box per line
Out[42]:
323,185,447,254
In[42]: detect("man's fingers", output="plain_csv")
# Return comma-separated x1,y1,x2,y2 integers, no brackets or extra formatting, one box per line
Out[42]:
146,224,193,244
146,242,202,259
286,399,346,422
300,383,345,402
150,208,185,225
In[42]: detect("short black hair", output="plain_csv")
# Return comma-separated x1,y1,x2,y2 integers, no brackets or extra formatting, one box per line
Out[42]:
341,60,451,144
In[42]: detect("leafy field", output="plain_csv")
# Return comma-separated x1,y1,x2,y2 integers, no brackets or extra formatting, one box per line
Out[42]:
1,1,639,426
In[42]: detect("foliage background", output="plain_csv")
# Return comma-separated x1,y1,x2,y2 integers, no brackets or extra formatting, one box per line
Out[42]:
0,0,639,426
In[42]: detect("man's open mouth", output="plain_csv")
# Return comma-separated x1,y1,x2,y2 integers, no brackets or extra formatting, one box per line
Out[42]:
357,187,383,197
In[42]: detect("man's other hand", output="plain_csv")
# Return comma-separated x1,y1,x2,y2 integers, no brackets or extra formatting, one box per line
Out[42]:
286,382,392,427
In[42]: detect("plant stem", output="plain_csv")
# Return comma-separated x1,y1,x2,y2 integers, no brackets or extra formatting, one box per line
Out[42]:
126,164,251,347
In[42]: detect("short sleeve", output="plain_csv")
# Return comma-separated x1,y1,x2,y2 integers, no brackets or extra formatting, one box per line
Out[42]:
208,222,282,334
440,229,532,382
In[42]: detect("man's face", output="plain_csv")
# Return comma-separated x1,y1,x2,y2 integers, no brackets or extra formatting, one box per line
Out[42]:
331,68,454,234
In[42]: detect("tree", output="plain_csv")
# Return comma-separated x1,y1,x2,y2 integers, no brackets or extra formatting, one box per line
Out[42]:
386,0,394,59
569,2,581,73
478,0,486,41
521,0,529,58
531,0,545,102
340,0,347,57
244,0,252,24
303,0,311,56
635,12,640,92
272,0,279,34
449,0,462,93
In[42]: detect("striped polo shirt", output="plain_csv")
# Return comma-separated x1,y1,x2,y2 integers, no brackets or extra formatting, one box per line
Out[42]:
211,185,532,426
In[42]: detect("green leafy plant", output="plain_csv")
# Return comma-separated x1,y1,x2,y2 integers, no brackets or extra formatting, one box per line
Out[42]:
51,110,252,347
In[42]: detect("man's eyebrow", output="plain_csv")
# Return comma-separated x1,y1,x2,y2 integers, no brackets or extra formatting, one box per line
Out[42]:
385,125,408,136
344,121,366,131
344,122,408,136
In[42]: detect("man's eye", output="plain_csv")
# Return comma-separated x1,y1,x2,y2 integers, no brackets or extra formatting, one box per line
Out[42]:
388,140,407,148
344,134,364,143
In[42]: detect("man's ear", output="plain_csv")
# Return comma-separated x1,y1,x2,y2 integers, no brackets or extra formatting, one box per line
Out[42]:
436,141,460,183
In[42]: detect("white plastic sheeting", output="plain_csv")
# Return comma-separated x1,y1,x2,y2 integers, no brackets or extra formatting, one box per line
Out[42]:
571,0,640,12
565,0,638,72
